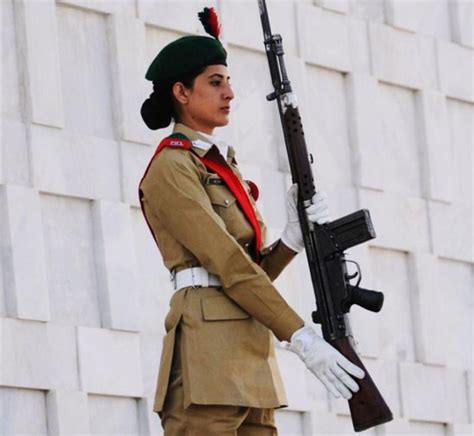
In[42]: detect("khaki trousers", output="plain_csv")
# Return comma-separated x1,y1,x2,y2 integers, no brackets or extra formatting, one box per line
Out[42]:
160,327,278,436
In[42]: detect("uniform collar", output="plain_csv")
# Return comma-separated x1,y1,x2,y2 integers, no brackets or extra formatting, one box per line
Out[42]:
172,123,236,164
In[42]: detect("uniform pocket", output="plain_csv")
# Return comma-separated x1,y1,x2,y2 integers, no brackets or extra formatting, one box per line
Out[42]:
205,184,237,208
201,294,250,321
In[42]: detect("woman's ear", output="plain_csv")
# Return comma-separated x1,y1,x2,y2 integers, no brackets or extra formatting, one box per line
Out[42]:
172,82,189,105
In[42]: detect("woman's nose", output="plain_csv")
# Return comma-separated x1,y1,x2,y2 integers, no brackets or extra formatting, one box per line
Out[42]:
224,84,234,100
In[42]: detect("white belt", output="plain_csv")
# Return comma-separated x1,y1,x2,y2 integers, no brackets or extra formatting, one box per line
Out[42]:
171,266,221,290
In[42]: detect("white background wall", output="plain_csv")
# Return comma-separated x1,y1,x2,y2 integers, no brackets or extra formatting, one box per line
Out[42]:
1,0,472,435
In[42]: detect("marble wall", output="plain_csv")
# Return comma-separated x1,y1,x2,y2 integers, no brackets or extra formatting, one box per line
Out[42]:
1,0,472,435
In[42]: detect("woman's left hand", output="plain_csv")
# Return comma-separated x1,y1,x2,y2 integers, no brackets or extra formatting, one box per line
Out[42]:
281,184,331,253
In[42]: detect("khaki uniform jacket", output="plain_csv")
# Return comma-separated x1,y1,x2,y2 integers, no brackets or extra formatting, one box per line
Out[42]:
139,123,304,412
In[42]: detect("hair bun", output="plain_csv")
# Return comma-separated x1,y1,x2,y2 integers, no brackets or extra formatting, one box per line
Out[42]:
140,91,172,130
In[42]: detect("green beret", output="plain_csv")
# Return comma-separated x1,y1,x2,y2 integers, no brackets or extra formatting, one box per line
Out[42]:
145,35,227,83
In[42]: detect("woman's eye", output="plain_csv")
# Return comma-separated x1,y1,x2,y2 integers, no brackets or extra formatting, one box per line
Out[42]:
211,81,221,86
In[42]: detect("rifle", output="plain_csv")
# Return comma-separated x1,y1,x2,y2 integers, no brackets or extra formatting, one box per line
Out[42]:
257,0,393,432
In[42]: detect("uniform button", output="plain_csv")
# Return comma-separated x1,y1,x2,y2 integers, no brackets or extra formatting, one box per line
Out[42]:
224,199,229,205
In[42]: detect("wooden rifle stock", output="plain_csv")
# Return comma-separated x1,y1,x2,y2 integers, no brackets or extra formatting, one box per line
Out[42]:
332,337,393,431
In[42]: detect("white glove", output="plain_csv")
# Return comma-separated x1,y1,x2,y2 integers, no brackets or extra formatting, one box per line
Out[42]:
281,184,331,253
284,325,365,400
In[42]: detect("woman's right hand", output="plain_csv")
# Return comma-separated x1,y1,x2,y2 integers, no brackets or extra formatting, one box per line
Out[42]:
283,325,365,399
281,184,331,253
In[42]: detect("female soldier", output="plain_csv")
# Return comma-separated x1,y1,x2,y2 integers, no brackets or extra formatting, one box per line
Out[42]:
139,7,365,436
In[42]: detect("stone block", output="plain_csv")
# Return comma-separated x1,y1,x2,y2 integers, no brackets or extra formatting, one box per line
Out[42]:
446,423,473,436
302,409,377,435
18,0,63,128
1,318,51,389
358,189,430,253
367,248,416,362
468,370,473,422
447,98,473,204
379,418,446,435
437,40,474,102
417,35,439,90
92,200,140,332
88,394,141,435
416,90,453,202
138,0,214,34
297,3,351,72
348,18,370,73
1,185,50,321
222,0,298,56
140,331,163,400
303,66,352,187
275,409,304,435
449,0,474,48
436,259,473,370
349,0,385,23
314,0,349,14
346,73,385,191
378,83,422,197
2,0,23,123
31,126,121,200
368,23,421,89
56,4,116,138
47,323,80,390
446,368,471,424
131,207,173,331
385,0,450,39
110,15,152,145
2,119,30,185
46,390,90,435
40,193,101,328
429,201,472,263
121,141,156,207
57,0,135,15
138,397,163,436
275,347,310,411
407,253,447,366
77,326,144,396
1,387,48,435
399,362,450,423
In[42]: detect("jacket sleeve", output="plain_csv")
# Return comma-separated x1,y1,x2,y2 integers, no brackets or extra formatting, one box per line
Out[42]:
140,149,304,341
259,239,298,282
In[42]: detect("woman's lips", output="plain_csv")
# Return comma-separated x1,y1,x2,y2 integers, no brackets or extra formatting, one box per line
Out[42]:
220,107,230,114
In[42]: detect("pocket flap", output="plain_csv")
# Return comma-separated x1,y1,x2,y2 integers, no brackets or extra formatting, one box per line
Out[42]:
205,185,237,208
201,295,250,321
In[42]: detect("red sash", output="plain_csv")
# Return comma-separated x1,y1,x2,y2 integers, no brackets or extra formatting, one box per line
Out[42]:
139,135,262,262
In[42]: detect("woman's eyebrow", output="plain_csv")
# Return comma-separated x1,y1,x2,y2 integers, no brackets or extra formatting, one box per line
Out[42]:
208,73,231,80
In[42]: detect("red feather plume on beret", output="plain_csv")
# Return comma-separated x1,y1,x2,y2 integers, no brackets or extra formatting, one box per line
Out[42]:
198,7,221,40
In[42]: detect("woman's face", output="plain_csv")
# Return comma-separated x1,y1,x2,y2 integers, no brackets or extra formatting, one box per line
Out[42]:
173,64,234,134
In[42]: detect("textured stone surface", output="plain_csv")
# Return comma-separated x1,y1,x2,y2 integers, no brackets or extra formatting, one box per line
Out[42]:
92,200,140,332
46,390,90,435
41,193,102,328
346,73,385,190
2,185,50,321
449,0,474,48
88,394,141,435
77,326,143,397
297,3,351,71
1,387,48,435
1,318,51,389
400,362,451,422
19,0,64,128
437,40,474,102
369,23,422,89
416,90,453,202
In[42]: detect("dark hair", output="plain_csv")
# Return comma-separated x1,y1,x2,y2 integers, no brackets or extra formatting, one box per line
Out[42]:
140,66,207,130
